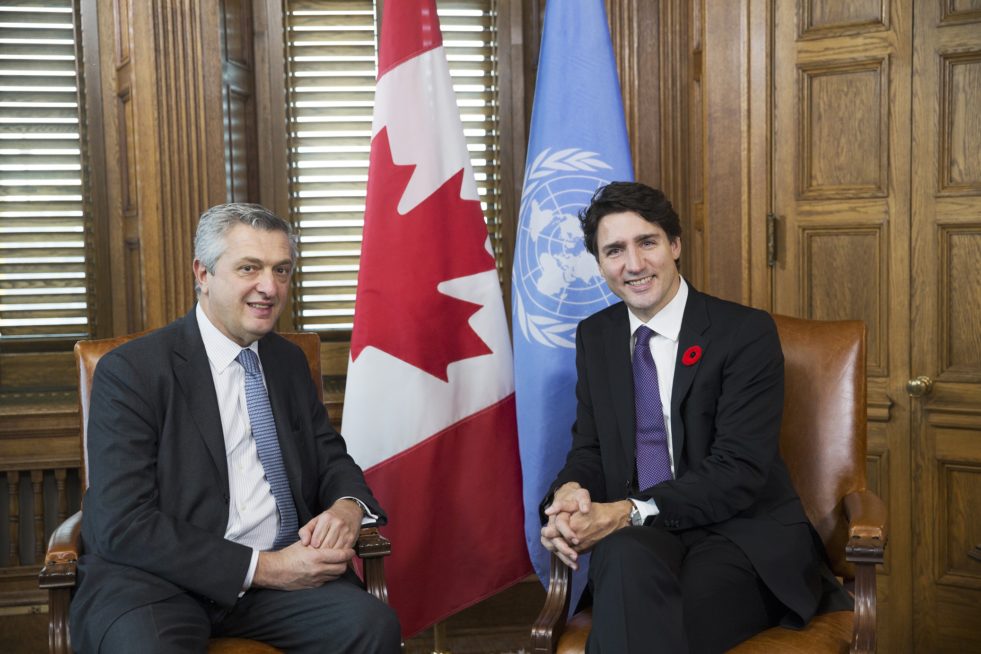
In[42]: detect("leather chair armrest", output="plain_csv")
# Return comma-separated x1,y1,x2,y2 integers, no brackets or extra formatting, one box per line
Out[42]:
844,489,888,546
40,510,82,589
843,490,887,654
531,553,573,654
356,526,391,605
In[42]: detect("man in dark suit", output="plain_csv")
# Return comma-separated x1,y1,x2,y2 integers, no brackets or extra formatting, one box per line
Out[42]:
70,204,400,653
540,183,849,653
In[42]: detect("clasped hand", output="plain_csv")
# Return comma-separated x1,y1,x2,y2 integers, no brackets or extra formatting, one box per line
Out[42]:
540,482,632,571
254,498,364,590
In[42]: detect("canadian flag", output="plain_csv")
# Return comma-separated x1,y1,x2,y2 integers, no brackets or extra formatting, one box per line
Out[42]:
342,0,530,637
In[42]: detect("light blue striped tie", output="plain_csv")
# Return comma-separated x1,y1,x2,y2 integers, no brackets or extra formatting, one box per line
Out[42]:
237,348,299,550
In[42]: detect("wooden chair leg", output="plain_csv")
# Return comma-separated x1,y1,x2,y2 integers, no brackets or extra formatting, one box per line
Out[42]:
847,535,883,654
531,554,572,654
356,526,392,604
45,587,72,654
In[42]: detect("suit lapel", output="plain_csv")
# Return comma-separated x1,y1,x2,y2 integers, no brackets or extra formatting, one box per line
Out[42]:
670,288,711,471
258,336,306,515
602,305,637,480
172,310,229,492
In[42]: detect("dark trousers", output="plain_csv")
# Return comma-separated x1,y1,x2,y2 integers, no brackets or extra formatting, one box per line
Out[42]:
586,526,785,654
97,574,400,654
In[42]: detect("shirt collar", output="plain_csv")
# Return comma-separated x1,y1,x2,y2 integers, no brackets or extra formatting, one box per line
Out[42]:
627,276,689,342
195,303,259,374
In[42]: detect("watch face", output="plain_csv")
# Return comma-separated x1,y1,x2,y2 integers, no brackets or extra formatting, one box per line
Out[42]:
629,505,641,526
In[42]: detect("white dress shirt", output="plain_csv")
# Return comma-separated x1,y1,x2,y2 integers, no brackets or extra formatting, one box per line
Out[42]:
197,305,279,589
626,277,689,521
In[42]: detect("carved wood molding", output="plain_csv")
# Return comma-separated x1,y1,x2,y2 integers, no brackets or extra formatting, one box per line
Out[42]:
84,0,229,335
607,0,696,284
149,1,224,323
607,0,643,176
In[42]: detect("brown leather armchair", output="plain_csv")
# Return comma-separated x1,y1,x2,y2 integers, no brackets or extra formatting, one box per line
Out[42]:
39,331,391,654
531,315,888,654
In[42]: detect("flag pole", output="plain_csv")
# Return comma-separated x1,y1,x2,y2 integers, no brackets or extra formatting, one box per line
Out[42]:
431,620,451,654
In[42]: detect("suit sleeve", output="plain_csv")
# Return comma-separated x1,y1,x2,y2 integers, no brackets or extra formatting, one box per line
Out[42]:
82,351,252,607
644,310,785,530
539,321,608,522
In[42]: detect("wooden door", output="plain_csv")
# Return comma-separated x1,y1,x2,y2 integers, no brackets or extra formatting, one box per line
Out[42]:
909,2,981,651
770,1,913,650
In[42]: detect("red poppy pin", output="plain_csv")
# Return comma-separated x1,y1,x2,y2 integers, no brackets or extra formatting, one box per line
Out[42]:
682,345,703,366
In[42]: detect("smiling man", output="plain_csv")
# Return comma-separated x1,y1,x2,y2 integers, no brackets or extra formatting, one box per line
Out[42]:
71,204,400,653
539,183,850,653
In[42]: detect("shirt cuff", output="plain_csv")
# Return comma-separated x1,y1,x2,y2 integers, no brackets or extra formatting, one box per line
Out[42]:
240,548,260,596
630,497,659,521
340,496,378,525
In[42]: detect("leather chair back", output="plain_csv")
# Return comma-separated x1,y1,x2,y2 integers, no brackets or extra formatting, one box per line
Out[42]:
75,330,322,490
773,315,866,578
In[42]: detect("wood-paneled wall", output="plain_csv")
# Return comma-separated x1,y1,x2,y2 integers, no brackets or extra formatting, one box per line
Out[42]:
85,0,228,336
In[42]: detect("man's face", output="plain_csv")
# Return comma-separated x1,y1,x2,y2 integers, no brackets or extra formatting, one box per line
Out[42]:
194,224,293,346
595,210,681,322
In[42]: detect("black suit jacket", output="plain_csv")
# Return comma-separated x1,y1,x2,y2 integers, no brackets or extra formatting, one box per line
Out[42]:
543,287,833,626
70,309,384,652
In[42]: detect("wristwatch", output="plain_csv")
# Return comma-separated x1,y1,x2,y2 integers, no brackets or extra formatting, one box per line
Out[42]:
628,500,652,527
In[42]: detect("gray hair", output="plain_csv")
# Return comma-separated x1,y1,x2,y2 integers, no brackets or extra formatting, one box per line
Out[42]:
193,203,299,294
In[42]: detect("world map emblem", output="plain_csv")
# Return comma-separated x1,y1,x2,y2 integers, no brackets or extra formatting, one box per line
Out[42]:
514,148,619,349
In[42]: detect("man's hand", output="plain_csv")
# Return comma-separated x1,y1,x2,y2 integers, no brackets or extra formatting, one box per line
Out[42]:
299,499,363,550
545,482,592,516
541,517,580,570
566,500,633,552
544,482,592,543
252,540,354,590
541,483,634,566
540,483,592,570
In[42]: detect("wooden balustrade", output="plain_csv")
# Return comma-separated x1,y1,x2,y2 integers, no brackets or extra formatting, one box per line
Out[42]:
2,467,81,569
0,395,81,610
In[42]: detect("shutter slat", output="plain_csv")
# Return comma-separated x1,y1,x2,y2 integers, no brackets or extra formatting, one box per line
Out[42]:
285,0,501,333
0,1,89,341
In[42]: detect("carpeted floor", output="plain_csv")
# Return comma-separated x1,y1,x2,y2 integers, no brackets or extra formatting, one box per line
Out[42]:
0,609,47,653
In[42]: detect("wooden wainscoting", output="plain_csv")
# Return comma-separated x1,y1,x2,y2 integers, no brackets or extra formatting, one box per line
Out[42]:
0,392,83,654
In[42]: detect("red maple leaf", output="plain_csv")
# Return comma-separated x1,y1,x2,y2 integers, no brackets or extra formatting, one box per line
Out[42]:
350,127,496,381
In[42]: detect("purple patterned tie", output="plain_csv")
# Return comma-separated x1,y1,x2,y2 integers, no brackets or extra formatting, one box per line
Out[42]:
633,326,673,490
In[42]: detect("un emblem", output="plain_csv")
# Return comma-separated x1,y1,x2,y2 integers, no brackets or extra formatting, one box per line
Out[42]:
514,148,619,349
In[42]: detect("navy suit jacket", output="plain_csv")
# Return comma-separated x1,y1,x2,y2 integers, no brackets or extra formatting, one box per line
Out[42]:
70,308,383,652
543,287,839,625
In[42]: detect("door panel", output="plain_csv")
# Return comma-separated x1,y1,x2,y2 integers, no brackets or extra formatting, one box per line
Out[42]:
910,1,981,650
770,1,912,650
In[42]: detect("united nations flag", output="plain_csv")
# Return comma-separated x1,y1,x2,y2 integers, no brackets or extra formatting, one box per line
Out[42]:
512,0,635,608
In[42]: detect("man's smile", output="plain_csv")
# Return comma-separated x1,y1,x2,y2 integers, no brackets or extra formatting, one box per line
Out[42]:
626,275,655,287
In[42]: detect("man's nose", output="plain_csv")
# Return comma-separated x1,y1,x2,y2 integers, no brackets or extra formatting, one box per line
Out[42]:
625,245,643,271
255,269,277,295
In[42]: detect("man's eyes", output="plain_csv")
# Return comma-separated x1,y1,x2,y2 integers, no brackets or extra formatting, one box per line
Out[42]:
238,265,291,275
